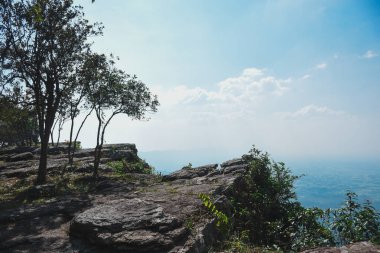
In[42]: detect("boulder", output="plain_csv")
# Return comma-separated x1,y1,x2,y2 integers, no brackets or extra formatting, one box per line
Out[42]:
301,241,380,253
108,149,137,161
6,152,34,162
0,166,35,178
103,143,137,153
163,164,218,181
70,160,246,253
220,158,248,174
70,198,187,253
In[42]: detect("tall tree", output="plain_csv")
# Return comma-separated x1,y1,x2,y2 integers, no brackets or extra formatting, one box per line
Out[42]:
0,0,102,184
82,53,159,179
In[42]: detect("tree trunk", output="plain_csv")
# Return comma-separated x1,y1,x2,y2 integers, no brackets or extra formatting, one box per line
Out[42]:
68,116,75,165
36,136,48,184
93,145,102,179
93,111,102,180
72,107,93,162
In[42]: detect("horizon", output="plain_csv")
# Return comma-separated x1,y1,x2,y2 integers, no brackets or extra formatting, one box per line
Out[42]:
59,0,380,161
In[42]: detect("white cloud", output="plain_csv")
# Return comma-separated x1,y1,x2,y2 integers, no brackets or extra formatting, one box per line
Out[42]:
281,104,347,119
301,74,311,80
316,63,327,69
152,68,291,117
363,50,378,59
151,85,207,106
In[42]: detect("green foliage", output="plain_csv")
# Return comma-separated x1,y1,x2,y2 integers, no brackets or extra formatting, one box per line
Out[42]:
199,193,229,230
107,159,155,175
0,97,38,147
329,191,380,245
287,206,334,251
225,146,380,252
185,216,195,233
230,146,304,250
107,160,125,175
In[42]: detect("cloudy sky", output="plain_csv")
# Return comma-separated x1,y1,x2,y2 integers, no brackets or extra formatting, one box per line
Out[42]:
71,0,380,162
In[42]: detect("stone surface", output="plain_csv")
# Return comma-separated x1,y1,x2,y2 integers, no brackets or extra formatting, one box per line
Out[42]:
68,161,243,253
220,158,248,174
163,164,218,181
6,152,34,162
0,144,246,253
70,198,187,252
301,241,380,253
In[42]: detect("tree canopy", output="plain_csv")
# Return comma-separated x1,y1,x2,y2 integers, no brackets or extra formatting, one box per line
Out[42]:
0,0,102,184
80,53,159,178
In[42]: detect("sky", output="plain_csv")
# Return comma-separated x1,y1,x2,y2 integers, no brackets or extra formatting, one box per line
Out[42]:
67,0,380,164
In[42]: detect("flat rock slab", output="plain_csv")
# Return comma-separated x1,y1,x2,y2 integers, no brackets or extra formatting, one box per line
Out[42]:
301,241,380,253
70,198,187,253
69,159,248,253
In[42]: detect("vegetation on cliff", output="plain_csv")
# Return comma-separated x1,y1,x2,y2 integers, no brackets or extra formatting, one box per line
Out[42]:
209,147,380,252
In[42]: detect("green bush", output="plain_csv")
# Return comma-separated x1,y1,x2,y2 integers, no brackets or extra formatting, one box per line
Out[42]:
329,191,380,245
107,159,155,175
225,146,379,252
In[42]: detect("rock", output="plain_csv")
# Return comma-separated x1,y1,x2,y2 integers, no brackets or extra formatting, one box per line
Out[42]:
70,198,187,253
72,148,95,158
0,144,249,253
6,152,34,162
47,146,68,155
301,241,380,253
0,166,35,178
0,146,36,156
220,158,248,174
108,149,138,161
70,160,246,253
17,184,56,201
163,164,218,181
103,143,137,153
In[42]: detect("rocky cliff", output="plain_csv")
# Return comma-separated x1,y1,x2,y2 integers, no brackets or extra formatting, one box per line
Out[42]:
0,144,379,253
0,144,246,252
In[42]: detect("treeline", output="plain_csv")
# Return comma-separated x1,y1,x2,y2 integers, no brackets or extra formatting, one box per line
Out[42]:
0,97,38,147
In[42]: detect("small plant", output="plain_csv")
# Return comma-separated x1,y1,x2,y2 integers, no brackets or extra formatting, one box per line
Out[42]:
185,216,195,234
183,163,193,169
107,160,125,175
74,141,81,150
199,193,229,229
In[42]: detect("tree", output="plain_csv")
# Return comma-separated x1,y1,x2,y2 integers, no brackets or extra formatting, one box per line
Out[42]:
0,95,38,146
65,62,94,165
0,0,102,184
81,53,159,179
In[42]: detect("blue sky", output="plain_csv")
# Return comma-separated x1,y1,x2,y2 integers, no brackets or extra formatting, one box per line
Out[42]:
70,0,380,161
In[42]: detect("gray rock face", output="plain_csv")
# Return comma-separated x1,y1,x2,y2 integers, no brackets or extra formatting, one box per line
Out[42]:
163,164,218,181
6,152,34,162
220,158,248,174
70,198,187,252
301,241,380,253
69,161,245,253
0,144,247,253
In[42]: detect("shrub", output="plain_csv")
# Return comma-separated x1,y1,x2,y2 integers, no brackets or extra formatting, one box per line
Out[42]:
107,159,155,175
329,191,380,245
225,146,379,252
